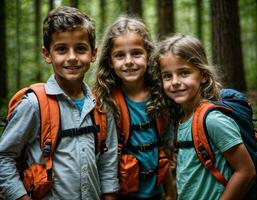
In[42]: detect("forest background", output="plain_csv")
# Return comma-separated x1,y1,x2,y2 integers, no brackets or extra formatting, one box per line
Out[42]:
0,0,256,125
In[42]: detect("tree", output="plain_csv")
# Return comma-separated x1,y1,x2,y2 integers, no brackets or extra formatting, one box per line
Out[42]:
0,0,7,103
16,0,21,89
211,0,246,90
99,0,107,35
70,0,79,8
49,0,54,11
156,0,174,39
196,0,202,40
125,0,142,18
35,0,42,82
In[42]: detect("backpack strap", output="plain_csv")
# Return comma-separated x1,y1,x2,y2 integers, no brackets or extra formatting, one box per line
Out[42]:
93,107,108,153
91,92,108,154
113,89,131,156
192,101,232,186
114,89,168,156
29,83,60,182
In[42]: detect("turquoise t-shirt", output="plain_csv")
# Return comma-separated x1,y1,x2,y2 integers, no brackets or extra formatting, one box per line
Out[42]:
124,96,163,198
176,110,242,200
72,96,86,116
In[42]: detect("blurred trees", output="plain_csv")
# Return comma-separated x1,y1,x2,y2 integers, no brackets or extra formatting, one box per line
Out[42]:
0,0,7,104
211,0,246,90
156,0,174,39
1,0,256,112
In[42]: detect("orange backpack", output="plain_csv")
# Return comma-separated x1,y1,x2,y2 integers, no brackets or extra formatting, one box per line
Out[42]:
5,83,107,200
113,89,170,195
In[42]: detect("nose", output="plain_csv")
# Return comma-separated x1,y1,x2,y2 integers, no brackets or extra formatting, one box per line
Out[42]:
125,54,133,65
171,75,181,86
67,49,78,62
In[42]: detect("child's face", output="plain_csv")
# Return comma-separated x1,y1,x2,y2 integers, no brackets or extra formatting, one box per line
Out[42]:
110,32,147,87
42,27,96,85
160,53,205,109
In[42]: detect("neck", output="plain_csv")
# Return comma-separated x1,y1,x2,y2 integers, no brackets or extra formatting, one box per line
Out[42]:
181,95,204,122
56,77,84,99
122,81,149,102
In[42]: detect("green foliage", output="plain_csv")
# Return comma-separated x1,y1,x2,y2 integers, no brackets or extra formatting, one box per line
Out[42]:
239,0,257,90
2,0,257,113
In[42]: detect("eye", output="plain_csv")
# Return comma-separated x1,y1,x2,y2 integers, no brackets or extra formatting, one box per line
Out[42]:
162,73,172,81
55,46,67,54
113,52,125,59
180,70,190,77
132,50,143,58
76,45,88,53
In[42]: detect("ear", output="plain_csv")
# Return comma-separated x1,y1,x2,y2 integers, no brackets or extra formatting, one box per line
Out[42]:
42,47,52,64
201,74,207,84
91,48,97,63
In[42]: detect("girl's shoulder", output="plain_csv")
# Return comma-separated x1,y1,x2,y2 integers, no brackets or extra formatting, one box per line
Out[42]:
205,110,239,130
205,110,242,152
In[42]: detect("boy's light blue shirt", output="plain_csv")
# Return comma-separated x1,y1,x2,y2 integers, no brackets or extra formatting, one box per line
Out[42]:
0,74,119,200
176,110,242,200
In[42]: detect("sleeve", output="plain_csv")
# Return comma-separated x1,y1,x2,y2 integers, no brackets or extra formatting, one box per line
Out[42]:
97,111,119,194
205,110,242,153
0,94,40,200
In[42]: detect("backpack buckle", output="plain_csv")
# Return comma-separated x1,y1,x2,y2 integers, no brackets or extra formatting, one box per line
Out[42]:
101,142,108,153
43,141,52,157
140,168,155,179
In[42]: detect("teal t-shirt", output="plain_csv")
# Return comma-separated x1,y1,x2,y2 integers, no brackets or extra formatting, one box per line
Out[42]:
72,96,86,116
125,96,163,198
176,110,242,200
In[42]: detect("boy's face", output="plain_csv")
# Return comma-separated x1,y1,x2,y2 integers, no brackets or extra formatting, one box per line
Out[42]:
42,28,96,85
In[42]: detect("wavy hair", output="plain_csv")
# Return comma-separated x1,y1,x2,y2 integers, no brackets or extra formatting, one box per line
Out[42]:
148,34,222,121
93,16,154,122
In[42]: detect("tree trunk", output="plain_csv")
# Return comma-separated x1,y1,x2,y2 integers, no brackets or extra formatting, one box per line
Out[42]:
125,0,142,18
211,0,246,90
0,0,7,103
16,0,21,89
196,0,202,40
156,0,174,39
35,0,41,82
49,0,54,11
70,0,79,8
99,0,107,35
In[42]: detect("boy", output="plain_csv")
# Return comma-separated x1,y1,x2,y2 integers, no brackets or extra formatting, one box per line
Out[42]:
0,6,119,200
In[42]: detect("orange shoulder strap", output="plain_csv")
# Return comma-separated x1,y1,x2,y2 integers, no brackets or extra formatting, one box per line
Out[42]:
156,115,167,137
92,106,107,153
113,89,130,146
29,83,60,153
29,83,60,181
91,91,108,153
192,101,229,186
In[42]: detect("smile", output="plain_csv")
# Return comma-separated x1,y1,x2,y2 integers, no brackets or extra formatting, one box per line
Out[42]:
64,66,81,70
172,89,186,93
123,69,138,73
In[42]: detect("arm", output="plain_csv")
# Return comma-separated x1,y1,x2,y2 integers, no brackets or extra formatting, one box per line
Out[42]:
0,95,40,200
163,168,176,200
97,112,119,197
220,143,256,200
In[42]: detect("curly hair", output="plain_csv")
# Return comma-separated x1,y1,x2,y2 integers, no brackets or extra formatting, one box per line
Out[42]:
93,16,154,122
148,34,222,121
43,6,96,51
